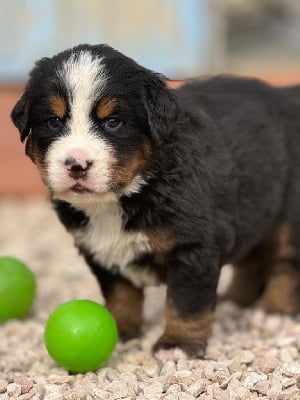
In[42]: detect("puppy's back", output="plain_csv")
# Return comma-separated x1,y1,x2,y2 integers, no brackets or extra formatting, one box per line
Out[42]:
176,75,292,255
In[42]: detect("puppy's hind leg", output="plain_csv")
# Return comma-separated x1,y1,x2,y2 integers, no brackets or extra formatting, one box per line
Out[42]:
257,224,300,314
223,246,271,307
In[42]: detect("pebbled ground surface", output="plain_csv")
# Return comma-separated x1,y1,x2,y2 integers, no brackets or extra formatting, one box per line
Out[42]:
0,198,299,400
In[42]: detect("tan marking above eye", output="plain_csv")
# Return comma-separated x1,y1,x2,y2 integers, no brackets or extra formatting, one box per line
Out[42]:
49,96,67,119
97,97,117,120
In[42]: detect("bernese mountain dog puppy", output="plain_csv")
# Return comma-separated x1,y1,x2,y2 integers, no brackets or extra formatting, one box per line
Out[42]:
11,44,300,358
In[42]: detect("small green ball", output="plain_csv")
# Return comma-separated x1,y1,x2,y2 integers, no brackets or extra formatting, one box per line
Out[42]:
0,256,36,322
44,299,118,373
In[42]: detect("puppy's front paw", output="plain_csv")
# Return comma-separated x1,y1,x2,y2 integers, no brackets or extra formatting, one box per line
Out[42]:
153,334,207,359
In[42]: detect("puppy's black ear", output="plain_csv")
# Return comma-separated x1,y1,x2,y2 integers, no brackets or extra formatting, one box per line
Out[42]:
11,92,31,142
143,75,178,144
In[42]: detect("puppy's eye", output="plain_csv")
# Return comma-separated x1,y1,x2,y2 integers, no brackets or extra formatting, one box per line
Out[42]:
47,117,63,130
103,117,122,130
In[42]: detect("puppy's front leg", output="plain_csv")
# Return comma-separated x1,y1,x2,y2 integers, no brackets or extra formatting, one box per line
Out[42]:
153,245,220,358
105,276,144,341
84,259,144,341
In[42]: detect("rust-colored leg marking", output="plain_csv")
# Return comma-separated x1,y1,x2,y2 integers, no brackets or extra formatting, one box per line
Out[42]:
224,258,267,307
257,224,299,313
153,300,214,358
257,262,300,313
106,279,144,341
225,224,300,313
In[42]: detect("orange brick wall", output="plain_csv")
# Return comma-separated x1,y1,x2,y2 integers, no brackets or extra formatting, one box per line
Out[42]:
1,86,47,197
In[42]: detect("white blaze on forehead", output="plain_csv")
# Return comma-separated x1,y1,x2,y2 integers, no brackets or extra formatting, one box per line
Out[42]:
46,50,114,200
59,50,107,135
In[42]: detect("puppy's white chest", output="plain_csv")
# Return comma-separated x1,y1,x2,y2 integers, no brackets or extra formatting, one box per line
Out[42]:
75,201,153,286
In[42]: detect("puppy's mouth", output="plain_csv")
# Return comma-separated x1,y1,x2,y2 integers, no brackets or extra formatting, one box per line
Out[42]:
71,182,93,194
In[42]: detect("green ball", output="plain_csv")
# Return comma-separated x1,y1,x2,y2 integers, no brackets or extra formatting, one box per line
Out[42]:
0,256,36,322
44,299,118,373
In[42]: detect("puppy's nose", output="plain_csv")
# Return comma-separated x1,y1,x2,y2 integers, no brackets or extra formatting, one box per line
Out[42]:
65,157,93,179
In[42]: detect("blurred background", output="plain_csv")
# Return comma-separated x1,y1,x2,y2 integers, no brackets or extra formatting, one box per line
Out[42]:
2,0,300,197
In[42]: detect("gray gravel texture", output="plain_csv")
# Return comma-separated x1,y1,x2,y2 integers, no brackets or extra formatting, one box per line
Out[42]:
0,198,299,400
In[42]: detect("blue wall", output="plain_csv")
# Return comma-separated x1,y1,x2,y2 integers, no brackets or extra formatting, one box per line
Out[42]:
0,0,212,81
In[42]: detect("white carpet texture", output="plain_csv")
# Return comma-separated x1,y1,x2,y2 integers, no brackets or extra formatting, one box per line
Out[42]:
0,199,299,400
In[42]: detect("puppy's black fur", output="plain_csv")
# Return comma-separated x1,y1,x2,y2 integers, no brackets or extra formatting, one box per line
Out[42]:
11,44,300,357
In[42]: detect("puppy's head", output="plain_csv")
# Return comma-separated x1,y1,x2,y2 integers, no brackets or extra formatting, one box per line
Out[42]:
11,44,178,205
